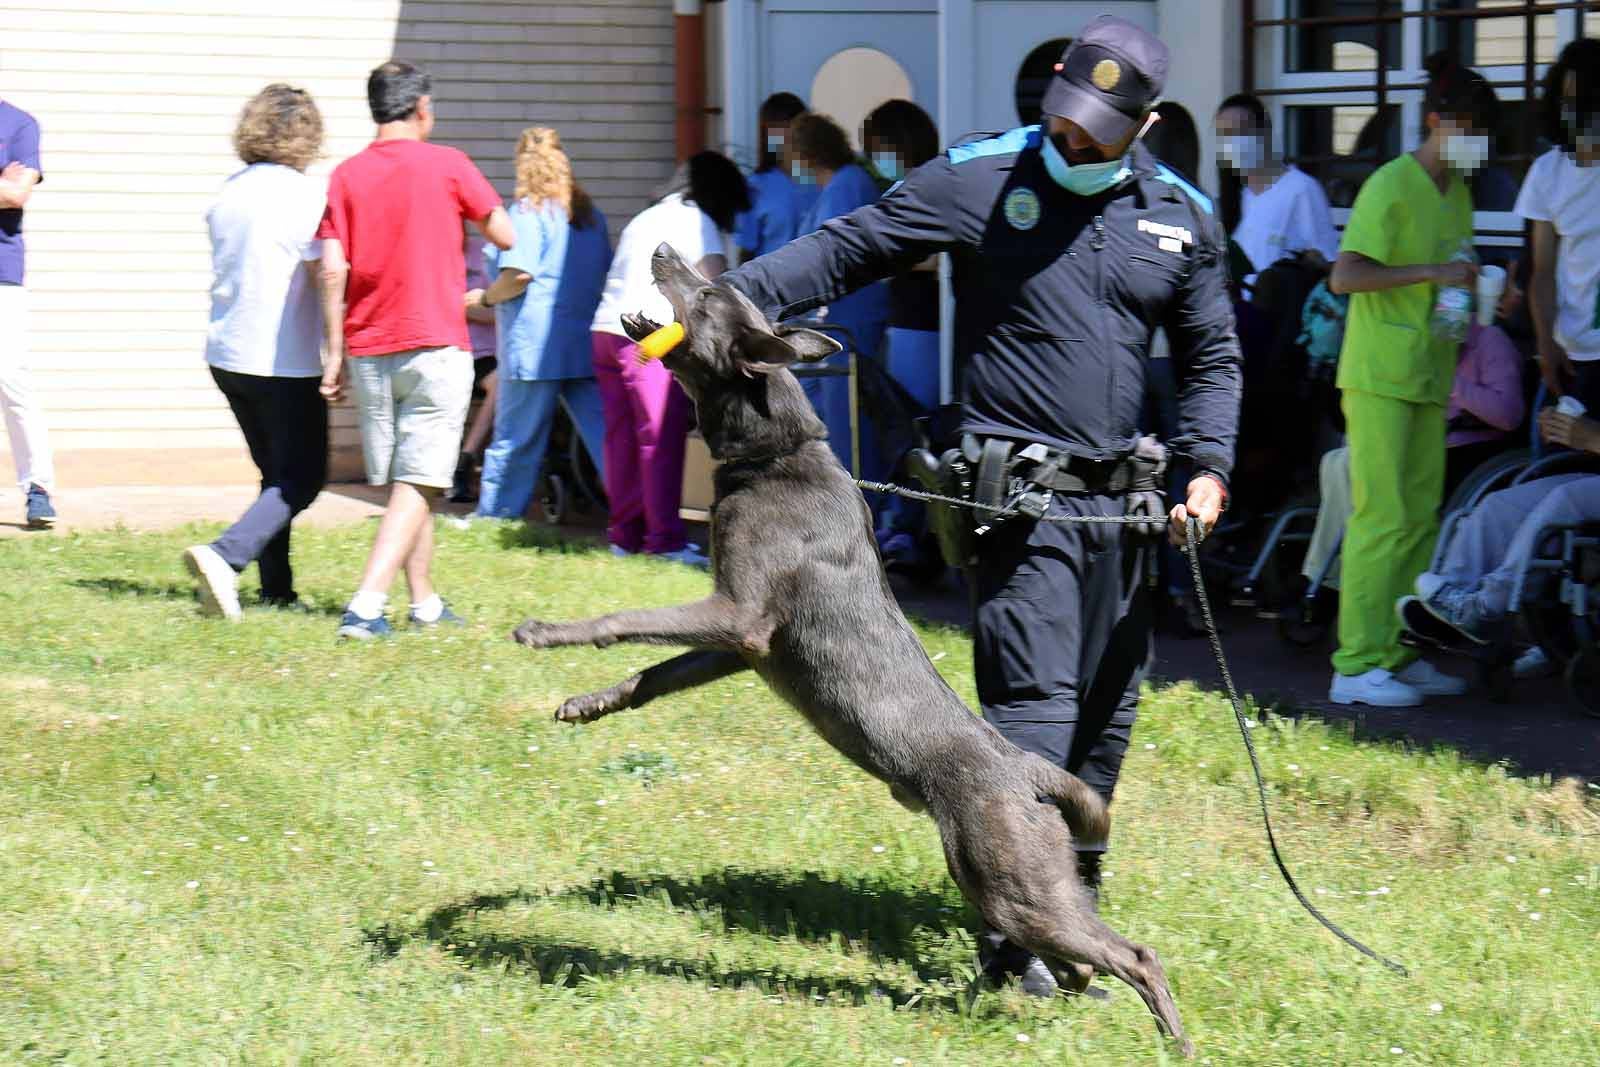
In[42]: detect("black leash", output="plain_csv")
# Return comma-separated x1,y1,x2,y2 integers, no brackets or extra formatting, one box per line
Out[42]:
856,478,1411,977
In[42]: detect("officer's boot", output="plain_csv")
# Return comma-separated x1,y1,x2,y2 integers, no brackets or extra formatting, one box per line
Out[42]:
976,930,1059,998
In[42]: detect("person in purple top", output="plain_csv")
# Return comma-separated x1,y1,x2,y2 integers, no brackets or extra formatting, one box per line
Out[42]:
0,94,56,528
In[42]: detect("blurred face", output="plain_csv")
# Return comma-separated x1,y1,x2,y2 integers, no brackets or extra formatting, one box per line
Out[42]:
763,122,788,159
1563,70,1600,162
1428,112,1492,174
865,135,906,181
1214,106,1269,173
781,140,817,185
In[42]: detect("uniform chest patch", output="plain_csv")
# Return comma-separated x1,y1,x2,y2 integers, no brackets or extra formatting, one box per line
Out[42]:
1137,218,1194,254
1003,187,1041,231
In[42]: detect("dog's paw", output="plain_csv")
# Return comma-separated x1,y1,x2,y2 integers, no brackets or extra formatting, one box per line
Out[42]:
620,311,663,343
512,619,557,648
555,690,616,724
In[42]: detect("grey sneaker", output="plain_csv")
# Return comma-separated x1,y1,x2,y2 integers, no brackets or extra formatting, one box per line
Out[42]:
183,544,242,621
1419,580,1493,645
25,484,55,529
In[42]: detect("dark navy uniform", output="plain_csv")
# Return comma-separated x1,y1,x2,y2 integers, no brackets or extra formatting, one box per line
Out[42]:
725,125,1241,793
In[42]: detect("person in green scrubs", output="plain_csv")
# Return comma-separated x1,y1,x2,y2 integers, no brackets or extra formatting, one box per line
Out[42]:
1328,55,1500,708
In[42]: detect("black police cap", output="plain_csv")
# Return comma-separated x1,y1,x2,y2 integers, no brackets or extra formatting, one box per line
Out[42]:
1041,15,1169,146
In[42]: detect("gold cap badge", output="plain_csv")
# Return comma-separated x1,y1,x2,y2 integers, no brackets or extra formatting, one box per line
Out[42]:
1092,59,1121,92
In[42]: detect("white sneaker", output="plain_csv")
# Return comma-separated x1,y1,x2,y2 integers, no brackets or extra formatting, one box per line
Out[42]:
1395,658,1469,697
1329,668,1423,707
183,544,241,621
1513,646,1557,680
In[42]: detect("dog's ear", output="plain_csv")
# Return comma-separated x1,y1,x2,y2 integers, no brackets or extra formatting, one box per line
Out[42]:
775,324,843,363
736,327,842,375
620,311,664,344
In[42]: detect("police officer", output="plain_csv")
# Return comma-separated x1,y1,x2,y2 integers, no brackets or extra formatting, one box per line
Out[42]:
721,16,1241,994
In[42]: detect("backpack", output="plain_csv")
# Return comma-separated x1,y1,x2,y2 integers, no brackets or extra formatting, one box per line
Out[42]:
1298,280,1350,383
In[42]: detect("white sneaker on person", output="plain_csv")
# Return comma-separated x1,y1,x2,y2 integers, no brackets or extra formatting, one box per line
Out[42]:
183,544,242,621
1395,658,1468,697
1329,668,1424,707
1513,646,1557,680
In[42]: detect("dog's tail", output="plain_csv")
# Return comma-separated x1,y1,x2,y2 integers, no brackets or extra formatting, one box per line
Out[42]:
1030,760,1110,845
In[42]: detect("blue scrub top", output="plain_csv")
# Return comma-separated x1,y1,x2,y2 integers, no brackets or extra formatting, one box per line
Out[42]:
802,162,889,354
736,168,819,258
487,200,612,381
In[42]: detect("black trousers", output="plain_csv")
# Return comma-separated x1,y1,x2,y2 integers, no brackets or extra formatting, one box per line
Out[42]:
208,367,328,603
972,492,1151,842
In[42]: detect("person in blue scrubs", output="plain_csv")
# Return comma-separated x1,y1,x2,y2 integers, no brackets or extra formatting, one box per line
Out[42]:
786,111,890,472
861,99,943,565
736,92,818,261
468,127,611,520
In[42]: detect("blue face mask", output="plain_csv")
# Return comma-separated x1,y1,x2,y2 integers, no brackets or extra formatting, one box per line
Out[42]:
1041,135,1129,197
766,133,785,158
871,151,905,183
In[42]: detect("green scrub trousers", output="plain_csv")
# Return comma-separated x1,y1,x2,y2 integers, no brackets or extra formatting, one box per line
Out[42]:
1332,390,1446,676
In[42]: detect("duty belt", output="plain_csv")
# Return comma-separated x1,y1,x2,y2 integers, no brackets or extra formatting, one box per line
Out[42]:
907,433,1170,569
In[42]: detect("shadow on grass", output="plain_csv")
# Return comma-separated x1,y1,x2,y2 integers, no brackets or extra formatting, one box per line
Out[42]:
493,522,605,554
69,577,347,617
71,577,194,601
365,867,982,1010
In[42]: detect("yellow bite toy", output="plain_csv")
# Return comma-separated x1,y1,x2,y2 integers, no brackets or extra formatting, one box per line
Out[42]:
636,321,684,361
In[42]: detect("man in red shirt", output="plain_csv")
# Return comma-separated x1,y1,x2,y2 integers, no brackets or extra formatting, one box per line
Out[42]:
318,60,514,639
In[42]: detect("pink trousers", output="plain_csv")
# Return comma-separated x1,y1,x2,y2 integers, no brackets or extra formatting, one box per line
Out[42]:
590,330,690,554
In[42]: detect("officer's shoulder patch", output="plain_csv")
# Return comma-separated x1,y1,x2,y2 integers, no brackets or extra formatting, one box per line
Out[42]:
1002,187,1041,231
949,126,1041,166
1151,164,1215,216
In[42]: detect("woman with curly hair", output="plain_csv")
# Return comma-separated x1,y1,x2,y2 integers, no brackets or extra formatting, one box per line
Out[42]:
465,127,611,521
183,83,329,619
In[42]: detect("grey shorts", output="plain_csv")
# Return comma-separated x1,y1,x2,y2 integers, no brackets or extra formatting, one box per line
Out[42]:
349,346,473,489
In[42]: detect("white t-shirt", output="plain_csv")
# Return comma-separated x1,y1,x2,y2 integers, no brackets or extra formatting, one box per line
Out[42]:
1515,148,1600,362
592,193,726,336
1234,165,1341,290
204,163,325,377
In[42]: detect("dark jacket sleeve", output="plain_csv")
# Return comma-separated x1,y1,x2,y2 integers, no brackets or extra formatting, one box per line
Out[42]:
721,156,966,320
1163,214,1244,486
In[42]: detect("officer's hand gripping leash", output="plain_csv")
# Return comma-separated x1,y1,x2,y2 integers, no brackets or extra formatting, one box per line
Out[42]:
854,477,1411,977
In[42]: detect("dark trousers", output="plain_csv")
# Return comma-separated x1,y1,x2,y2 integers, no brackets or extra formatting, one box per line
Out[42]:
973,492,1151,842
208,367,328,602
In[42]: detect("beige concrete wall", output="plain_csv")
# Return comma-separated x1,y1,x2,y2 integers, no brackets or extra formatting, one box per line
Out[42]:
0,0,675,484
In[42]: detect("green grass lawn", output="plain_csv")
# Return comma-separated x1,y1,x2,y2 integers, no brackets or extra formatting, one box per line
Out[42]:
1,520,1596,1066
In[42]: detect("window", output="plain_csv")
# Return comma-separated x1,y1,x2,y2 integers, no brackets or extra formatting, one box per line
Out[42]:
1246,0,1597,252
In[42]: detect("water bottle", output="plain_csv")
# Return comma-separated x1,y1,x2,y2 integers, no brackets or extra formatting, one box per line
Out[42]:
1430,241,1476,344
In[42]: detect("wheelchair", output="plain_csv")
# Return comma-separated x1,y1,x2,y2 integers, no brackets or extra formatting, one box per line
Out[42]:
1398,449,1600,715
1266,446,1535,649
531,395,606,527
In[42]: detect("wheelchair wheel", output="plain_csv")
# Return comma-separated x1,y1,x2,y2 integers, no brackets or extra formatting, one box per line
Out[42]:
1563,647,1600,719
535,473,568,527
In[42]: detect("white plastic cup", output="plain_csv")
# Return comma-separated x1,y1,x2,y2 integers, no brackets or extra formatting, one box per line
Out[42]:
1557,395,1586,417
1476,265,1507,326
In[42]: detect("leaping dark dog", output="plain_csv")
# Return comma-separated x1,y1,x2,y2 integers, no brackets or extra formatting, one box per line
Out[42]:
512,243,1190,1056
